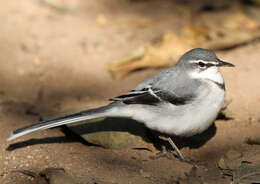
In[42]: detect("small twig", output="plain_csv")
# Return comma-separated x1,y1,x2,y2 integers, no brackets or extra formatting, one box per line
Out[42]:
11,170,38,178
235,171,260,183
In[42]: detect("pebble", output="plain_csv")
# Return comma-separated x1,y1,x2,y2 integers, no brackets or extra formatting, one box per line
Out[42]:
225,149,242,160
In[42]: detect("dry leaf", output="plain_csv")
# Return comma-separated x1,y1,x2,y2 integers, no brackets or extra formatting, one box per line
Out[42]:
108,7,260,79
218,150,243,171
107,31,196,79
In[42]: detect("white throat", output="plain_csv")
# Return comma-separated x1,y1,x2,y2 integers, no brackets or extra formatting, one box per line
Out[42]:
189,67,224,84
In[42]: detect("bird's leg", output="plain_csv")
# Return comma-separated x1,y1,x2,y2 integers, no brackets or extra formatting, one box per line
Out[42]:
167,137,189,162
147,129,189,161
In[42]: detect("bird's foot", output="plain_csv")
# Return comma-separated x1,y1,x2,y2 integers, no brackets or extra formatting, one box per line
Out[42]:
178,155,193,163
149,146,191,163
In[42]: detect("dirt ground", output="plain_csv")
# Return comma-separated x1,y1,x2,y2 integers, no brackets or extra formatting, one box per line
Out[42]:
0,0,260,183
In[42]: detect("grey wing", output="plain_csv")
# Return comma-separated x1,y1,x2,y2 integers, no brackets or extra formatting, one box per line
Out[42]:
111,65,200,105
110,87,195,106
133,65,195,95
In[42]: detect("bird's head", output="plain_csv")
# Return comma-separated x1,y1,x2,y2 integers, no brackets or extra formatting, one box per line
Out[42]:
177,48,234,84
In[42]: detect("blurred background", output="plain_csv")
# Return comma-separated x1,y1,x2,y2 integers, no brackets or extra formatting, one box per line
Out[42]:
1,0,260,183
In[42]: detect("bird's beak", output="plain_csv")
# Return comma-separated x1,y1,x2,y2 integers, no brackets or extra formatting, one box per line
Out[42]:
217,59,235,67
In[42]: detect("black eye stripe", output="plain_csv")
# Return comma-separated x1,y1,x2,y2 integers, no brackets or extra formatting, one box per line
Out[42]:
197,62,215,67
205,63,215,67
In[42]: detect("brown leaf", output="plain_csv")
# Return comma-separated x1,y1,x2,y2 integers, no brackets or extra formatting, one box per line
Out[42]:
108,7,260,79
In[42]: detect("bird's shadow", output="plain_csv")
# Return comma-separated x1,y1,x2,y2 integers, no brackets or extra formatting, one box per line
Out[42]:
146,123,217,151
7,115,225,152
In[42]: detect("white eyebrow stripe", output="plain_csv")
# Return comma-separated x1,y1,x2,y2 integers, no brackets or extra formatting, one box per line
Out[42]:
190,60,218,65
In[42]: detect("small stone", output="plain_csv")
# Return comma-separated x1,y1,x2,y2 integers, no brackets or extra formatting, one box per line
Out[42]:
40,168,76,184
27,155,33,159
225,150,242,160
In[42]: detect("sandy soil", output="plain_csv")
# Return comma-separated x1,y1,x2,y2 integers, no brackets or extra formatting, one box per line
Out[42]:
0,0,260,183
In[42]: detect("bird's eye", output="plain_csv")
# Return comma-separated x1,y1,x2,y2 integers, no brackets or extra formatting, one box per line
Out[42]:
198,62,206,68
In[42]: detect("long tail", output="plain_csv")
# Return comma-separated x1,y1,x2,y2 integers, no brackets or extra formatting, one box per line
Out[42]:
7,104,114,141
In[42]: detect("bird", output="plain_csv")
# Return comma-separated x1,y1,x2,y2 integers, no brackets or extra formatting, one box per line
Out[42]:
7,48,234,161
